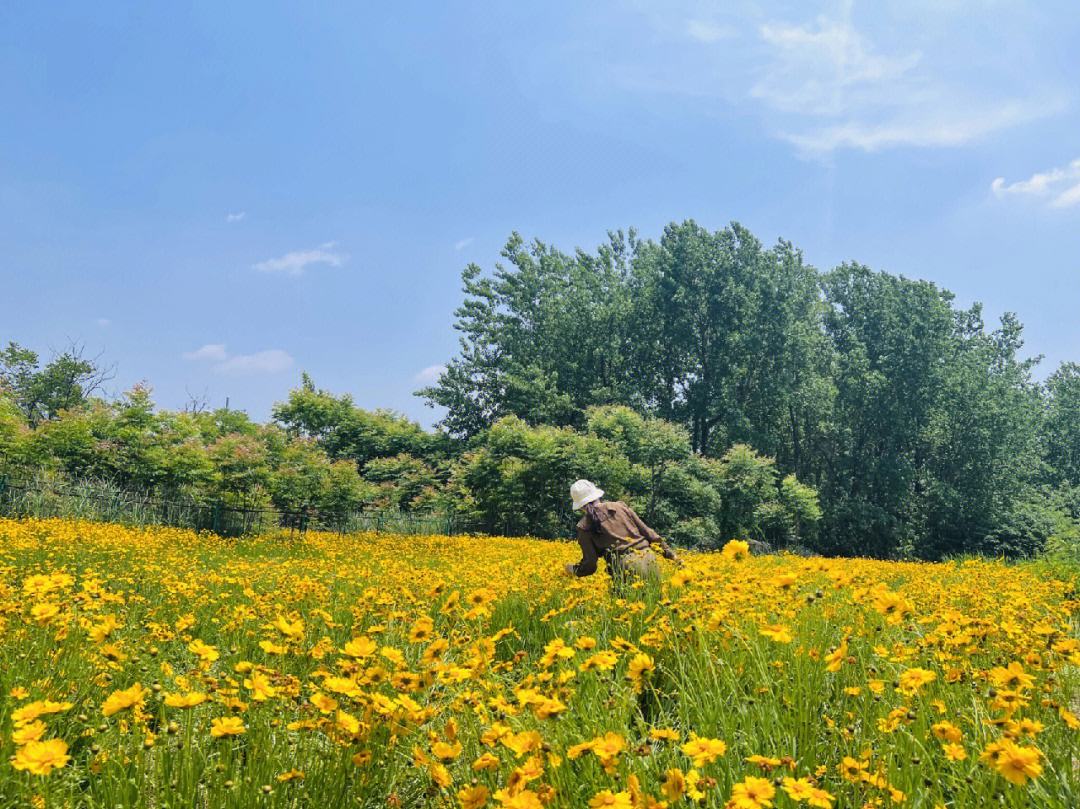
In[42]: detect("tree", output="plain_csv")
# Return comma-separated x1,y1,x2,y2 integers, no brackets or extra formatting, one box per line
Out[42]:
0,341,113,425
1044,362,1080,487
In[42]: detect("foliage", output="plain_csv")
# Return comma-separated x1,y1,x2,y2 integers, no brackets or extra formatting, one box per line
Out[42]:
424,223,1076,559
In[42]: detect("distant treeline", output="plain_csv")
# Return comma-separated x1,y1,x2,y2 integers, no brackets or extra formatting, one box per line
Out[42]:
4,220,1080,558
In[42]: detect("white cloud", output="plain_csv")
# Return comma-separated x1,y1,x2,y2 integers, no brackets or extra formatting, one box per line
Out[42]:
454,237,475,251
752,16,921,118
413,364,446,384
748,11,1062,155
786,101,1057,154
226,211,246,223
253,242,346,276
992,158,1080,208
183,343,294,374
686,19,734,43
182,343,229,362
95,318,111,328
214,349,294,375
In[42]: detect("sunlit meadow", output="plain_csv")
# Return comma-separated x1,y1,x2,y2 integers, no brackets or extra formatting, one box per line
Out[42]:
1,518,1078,808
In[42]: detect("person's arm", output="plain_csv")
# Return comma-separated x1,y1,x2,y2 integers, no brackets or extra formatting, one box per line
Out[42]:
569,530,599,577
628,506,681,562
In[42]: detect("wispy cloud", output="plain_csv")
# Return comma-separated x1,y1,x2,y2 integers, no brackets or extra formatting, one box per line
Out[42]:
992,158,1080,209
182,343,228,362
182,344,293,374
253,242,346,276
215,349,294,374
609,3,1067,157
225,211,246,223
413,364,446,384
685,19,734,44
95,318,111,328
454,237,475,251
749,12,1062,155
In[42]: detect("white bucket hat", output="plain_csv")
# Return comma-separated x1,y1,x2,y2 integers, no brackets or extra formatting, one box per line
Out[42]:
570,479,604,511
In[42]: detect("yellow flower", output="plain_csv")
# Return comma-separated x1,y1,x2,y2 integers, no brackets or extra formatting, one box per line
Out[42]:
661,768,686,802
10,738,70,776
343,636,377,658
187,638,220,663
985,739,1042,785
273,615,306,639
244,670,277,701
942,743,967,761
409,616,435,643
897,667,936,695
721,539,750,560
164,691,208,709
681,734,727,767
12,721,48,745
432,740,462,761
30,602,61,625
782,778,834,809
12,700,73,727
102,683,147,717
727,776,775,809
759,624,793,643
458,784,490,809
210,716,246,737
589,790,633,809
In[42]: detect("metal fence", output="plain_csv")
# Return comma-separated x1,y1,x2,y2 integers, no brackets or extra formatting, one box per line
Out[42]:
0,474,466,538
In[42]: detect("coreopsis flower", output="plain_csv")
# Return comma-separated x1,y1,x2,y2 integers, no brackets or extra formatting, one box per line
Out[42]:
988,662,1035,692
839,756,869,782
409,616,435,643
982,739,1043,785
626,652,655,691
649,728,680,742
210,716,246,738
187,638,220,663
580,651,618,672
872,590,914,624
661,768,686,802
13,721,48,745
681,734,727,767
164,691,208,708
458,785,490,809
759,624,793,644
432,740,462,761
30,603,61,625
273,615,305,639
12,700,73,727
942,743,967,761
781,777,834,809
589,790,633,809
726,776,775,809
897,667,936,695
472,752,500,770
824,638,848,672
102,683,147,717
88,614,121,642
10,738,70,776
493,789,544,809
343,636,377,658
931,720,962,742
244,671,277,701
721,540,750,561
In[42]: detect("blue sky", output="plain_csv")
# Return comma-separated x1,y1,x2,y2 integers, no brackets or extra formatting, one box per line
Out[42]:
3,1,1079,425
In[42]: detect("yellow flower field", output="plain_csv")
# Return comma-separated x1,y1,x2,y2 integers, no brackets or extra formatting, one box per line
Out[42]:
1,518,1078,808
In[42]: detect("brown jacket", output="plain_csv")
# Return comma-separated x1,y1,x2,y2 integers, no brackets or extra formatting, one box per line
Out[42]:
572,500,678,577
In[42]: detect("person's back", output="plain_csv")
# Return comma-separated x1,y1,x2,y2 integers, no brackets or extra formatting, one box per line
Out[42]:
564,481,680,580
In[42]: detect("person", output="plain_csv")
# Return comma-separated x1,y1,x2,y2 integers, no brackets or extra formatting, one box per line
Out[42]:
564,479,682,583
